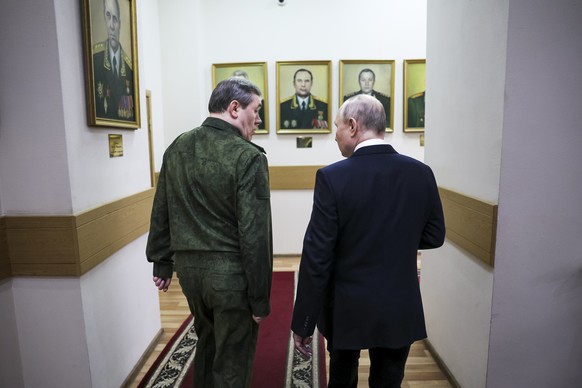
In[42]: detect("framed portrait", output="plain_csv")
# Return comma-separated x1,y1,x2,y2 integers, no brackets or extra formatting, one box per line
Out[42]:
212,62,269,134
81,0,140,129
339,60,395,132
276,61,332,134
403,59,426,133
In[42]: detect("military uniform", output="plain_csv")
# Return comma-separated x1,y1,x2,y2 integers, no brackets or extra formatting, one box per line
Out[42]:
92,41,135,121
343,90,391,128
407,91,425,128
146,117,273,388
279,95,328,130
258,100,266,130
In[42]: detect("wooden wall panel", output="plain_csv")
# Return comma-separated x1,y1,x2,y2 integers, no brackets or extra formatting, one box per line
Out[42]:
438,187,498,267
0,172,498,280
1,189,155,278
0,218,10,281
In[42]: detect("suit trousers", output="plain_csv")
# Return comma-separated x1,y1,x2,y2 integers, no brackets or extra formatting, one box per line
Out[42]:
328,345,411,388
176,253,258,388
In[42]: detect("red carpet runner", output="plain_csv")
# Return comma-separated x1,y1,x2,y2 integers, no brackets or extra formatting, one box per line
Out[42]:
139,272,326,388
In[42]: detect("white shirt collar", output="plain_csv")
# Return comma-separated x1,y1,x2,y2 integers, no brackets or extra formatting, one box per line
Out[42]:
297,96,309,106
354,139,385,152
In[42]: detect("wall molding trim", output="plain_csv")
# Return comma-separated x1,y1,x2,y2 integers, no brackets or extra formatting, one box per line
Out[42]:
438,187,498,267
0,174,497,280
0,189,155,280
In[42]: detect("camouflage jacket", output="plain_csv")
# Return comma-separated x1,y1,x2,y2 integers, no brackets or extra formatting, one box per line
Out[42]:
146,117,273,315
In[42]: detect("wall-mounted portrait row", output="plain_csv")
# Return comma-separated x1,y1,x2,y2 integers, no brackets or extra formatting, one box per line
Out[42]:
212,60,426,135
79,0,423,135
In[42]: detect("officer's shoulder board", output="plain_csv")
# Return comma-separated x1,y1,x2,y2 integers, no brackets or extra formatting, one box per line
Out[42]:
409,91,425,100
280,96,295,104
122,50,133,70
93,41,106,53
312,95,328,104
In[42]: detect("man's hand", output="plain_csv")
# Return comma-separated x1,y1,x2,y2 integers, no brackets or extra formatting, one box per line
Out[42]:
153,276,171,292
253,315,266,324
293,333,313,359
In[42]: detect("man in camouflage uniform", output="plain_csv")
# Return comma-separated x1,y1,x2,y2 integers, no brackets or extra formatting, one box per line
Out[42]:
92,0,134,121
146,77,273,388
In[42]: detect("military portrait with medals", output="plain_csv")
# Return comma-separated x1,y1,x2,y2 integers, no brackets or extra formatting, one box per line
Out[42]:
81,0,140,128
277,61,332,134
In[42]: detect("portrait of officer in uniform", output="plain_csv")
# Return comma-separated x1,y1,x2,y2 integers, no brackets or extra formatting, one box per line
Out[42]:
91,0,135,122
407,90,425,128
343,68,391,128
340,60,394,131
404,59,426,132
279,67,329,132
211,62,269,133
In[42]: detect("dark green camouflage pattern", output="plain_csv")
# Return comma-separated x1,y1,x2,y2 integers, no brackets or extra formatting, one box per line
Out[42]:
146,117,273,317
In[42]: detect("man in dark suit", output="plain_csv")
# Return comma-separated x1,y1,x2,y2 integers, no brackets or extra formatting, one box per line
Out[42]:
280,68,328,130
92,0,135,121
291,95,445,387
343,68,391,128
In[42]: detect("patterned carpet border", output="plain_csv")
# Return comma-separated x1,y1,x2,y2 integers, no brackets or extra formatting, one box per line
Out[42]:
139,272,325,387
285,327,322,388
141,316,197,388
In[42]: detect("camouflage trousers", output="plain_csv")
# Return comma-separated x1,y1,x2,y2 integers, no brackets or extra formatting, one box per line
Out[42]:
175,252,259,388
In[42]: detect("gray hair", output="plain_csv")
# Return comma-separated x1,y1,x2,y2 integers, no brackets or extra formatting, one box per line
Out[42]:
208,77,262,113
232,70,249,79
104,0,120,20
339,94,386,134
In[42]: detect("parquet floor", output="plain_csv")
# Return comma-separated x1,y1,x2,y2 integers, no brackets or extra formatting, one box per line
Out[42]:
125,256,453,388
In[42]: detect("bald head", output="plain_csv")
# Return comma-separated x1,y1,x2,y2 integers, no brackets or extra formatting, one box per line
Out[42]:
339,94,386,135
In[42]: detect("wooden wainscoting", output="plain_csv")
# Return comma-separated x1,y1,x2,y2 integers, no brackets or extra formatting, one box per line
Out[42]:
267,168,499,268
0,189,154,279
0,173,498,281
438,187,498,267
0,217,9,280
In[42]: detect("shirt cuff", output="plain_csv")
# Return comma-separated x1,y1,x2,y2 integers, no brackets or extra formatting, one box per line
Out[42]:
153,262,173,279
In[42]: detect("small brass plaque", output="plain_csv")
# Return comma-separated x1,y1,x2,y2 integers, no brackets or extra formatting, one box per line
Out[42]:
296,137,313,148
109,134,124,157
420,134,425,147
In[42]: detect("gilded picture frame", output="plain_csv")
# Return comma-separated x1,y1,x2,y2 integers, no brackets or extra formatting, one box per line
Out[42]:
339,60,395,132
403,59,426,133
276,61,332,134
81,0,140,129
212,62,269,134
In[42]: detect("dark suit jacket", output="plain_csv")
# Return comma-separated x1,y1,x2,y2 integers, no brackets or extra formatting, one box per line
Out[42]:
279,95,328,130
291,145,445,350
